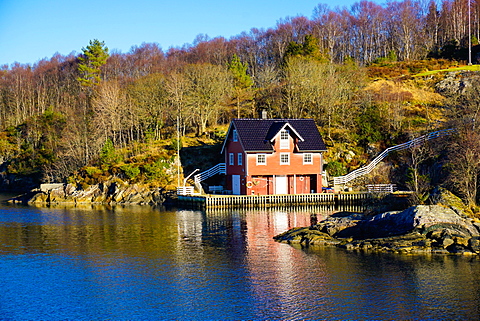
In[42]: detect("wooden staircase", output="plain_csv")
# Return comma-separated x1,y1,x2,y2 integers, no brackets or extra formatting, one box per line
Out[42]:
333,128,455,186
194,163,226,192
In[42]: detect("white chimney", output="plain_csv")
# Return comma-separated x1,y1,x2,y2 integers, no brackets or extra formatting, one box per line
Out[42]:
261,109,267,119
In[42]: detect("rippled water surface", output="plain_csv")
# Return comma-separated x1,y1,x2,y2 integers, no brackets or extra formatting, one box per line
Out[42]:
0,197,479,320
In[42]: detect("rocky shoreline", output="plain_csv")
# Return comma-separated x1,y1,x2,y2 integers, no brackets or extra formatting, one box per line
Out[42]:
8,182,480,255
274,205,480,255
7,181,167,206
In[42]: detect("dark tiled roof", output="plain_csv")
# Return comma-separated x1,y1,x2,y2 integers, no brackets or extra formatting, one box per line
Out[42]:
230,118,326,152
264,121,288,142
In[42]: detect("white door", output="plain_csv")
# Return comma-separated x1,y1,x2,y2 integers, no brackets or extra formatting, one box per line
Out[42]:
232,175,241,195
275,175,288,194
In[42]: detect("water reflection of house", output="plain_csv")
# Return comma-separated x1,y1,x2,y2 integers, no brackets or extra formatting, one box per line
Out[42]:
221,118,327,195
243,208,331,313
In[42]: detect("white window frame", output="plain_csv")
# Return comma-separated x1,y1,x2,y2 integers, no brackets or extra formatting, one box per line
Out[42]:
280,153,290,165
229,153,234,165
280,129,289,149
257,154,267,165
232,130,238,142
303,153,313,164
237,153,243,166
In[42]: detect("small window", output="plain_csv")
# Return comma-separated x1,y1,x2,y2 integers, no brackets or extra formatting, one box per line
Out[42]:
237,153,243,166
280,153,290,165
232,130,238,142
303,153,313,164
229,153,234,165
257,154,266,165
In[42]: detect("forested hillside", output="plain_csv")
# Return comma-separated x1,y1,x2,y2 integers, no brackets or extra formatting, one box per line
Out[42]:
1,0,480,211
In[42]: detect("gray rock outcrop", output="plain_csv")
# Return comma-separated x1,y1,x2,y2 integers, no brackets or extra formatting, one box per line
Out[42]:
275,205,480,255
435,71,480,96
356,205,478,238
8,181,166,205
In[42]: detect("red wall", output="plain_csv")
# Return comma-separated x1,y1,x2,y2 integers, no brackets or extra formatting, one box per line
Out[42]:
246,135,322,176
245,174,322,195
225,139,245,176
224,128,324,195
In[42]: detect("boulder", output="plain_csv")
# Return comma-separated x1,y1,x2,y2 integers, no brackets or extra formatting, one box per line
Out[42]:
357,205,479,239
274,226,339,246
274,205,480,255
33,192,48,203
316,212,364,236
468,237,480,253
441,236,454,248
430,187,465,210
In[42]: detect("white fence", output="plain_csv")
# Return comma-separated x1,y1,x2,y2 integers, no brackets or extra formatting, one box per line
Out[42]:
194,163,226,185
177,186,195,195
177,163,227,195
366,184,396,193
333,128,455,186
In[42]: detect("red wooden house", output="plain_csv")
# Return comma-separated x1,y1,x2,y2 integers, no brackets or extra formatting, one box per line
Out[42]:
220,118,327,195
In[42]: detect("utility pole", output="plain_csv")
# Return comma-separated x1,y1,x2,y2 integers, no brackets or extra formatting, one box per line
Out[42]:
177,116,181,187
469,0,472,65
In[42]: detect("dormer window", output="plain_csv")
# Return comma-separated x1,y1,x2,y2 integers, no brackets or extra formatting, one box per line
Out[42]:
280,130,289,149
233,130,238,142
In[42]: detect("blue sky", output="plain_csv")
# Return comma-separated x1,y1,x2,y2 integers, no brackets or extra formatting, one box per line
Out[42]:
0,0,361,66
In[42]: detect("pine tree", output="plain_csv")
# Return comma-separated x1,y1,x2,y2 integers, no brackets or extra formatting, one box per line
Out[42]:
228,54,253,89
77,39,109,165
228,54,254,117
77,39,109,88
284,35,329,63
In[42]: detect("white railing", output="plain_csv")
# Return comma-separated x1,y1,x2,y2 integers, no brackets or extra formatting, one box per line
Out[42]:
194,163,226,185
366,184,397,193
333,128,455,186
177,186,195,195
208,185,224,194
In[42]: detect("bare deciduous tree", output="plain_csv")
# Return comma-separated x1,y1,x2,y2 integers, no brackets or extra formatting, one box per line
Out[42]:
183,64,232,136
92,80,126,147
447,128,480,207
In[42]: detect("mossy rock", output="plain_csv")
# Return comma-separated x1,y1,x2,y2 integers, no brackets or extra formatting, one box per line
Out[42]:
431,187,469,215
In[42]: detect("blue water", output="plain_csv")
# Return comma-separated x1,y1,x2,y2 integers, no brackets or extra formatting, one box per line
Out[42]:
0,199,479,320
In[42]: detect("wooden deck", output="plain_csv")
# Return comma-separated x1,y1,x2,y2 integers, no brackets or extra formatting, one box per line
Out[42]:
177,192,372,209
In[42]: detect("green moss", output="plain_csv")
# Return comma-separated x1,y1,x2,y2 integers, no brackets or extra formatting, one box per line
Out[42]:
326,161,347,177
120,164,140,180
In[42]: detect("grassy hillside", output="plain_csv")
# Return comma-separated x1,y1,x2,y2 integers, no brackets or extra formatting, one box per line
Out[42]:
2,59,477,201
68,60,469,193
66,126,229,192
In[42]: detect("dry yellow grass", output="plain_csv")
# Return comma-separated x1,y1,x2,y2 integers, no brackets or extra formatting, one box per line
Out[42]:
364,79,445,105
